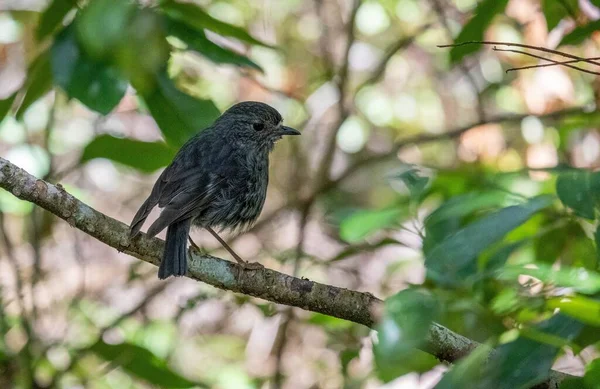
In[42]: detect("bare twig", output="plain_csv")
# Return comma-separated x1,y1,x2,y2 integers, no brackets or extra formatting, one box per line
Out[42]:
494,47,600,75
506,56,600,73
438,41,600,67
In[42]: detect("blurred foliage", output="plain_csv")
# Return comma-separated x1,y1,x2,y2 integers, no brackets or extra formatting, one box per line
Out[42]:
3,0,600,388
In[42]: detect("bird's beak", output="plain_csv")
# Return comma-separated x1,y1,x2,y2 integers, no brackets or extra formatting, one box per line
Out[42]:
279,125,301,136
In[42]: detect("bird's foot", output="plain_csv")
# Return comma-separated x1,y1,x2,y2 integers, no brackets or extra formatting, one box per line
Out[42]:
238,260,264,271
188,237,207,255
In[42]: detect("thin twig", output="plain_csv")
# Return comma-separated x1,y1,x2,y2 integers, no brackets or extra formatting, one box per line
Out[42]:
506,56,600,73
439,41,600,67
494,47,600,75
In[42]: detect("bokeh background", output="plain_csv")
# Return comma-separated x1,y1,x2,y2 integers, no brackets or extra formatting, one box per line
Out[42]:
2,0,600,388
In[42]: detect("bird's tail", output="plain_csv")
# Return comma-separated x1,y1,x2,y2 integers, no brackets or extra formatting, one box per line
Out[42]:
158,218,192,279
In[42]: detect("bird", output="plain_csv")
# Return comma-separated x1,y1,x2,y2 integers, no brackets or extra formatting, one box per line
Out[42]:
129,101,300,279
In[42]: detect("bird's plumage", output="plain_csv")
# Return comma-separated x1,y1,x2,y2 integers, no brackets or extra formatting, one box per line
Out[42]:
130,101,299,279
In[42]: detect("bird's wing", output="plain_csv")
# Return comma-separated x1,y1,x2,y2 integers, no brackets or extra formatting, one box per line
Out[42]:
144,140,239,238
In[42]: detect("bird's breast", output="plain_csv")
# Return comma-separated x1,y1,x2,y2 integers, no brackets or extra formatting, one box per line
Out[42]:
199,153,269,231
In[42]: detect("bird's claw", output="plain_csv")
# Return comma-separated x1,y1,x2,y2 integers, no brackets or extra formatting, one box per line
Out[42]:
239,261,264,270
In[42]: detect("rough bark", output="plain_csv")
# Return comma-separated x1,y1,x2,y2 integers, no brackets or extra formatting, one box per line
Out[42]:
0,157,572,387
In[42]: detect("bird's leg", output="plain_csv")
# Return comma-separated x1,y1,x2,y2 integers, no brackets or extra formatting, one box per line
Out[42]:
206,227,263,270
188,236,202,254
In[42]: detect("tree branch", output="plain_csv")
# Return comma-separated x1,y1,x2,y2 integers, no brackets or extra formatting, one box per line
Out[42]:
0,157,574,388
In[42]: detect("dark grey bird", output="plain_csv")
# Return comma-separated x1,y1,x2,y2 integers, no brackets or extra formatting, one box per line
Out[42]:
129,101,300,279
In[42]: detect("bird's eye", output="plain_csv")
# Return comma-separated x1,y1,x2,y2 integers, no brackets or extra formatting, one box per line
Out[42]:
253,122,264,131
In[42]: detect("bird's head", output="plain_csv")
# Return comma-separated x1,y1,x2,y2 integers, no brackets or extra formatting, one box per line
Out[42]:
217,101,300,149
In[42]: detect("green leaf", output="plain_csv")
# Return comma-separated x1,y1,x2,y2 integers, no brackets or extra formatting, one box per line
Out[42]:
376,291,439,378
482,241,524,273
81,135,176,173
499,263,600,294
159,0,273,48
339,208,404,243
374,288,439,382
15,51,53,119
450,0,509,64
51,25,128,115
425,195,553,285
330,237,401,262
556,170,600,219
435,343,492,389
142,72,220,147
390,166,429,200
0,93,17,122
584,358,600,388
340,349,359,377
560,20,600,46
36,0,74,40
114,9,170,95
425,191,512,228
308,313,354,330
90,340,204,388
75,0,135,60
474,315,583,389
547,296,600,326
165,18,262,71
560,377,587,389
595,226,600,265
424,191,513,255
542,0,578,31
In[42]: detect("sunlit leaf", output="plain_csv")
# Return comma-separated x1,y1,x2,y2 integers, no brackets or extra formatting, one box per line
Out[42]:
339,208,404,243
165,18,262,71
90,340,205,388
498,263,600,294
15,51,53,119
36,0,75,40
450,0,510,64
547,296,600,326
556,169,600,219
142,72,220,147
584,358,600,388
51,25,128,114
308,313,354,330
374,288,439,382
81,135,176,173
426,196,553,285
560,20,600,46
159,0,273,48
